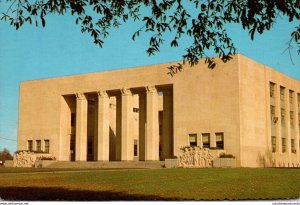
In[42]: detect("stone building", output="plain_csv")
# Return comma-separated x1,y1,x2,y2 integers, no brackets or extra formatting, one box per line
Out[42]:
17,54,300,167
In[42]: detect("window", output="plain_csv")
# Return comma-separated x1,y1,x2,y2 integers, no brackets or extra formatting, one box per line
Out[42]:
28,140,33,151
289,90,294,106
298,94,300,107
271,136,276,153
36,140,41,152
291,139,296,153
270,105,275,119
134,139,138,156
44,140,50,153
282,138,286,153
71,113,76,127
290,111,294,127
133,108,139,113
202,133,210,148
281,108,285,125
280,86,285,102
189,134,197,147
270,82,275,97
216,132,224,149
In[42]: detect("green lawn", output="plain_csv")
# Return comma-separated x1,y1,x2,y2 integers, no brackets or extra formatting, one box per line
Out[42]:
0,168,299,200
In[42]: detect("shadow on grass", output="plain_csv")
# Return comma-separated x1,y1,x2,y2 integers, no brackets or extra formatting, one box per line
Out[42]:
0,186,179,201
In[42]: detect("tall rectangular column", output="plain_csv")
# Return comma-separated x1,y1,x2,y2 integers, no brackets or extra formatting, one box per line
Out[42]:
115,95,122,161
139,92,146,161
161,90,173,160
93,98,98,161
121,88,134,161
294,93,299,156
75,93,88,161
97,91,110,161
285,89,291,155
275,84,282,154
146,85,159,161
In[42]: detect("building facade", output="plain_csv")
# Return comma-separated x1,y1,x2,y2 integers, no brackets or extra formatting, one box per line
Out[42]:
17,55,300,167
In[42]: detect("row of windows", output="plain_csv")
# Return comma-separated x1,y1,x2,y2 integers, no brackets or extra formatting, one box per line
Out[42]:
189,132,224,149
271,136,298,154
270,83,300,108
27,140,50,153
270,82,300,154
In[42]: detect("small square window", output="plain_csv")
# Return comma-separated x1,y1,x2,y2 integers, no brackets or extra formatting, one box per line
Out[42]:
216,132,224,149
36,140,41,152
28,140,33,151
189,134,197,147
202,133,210,148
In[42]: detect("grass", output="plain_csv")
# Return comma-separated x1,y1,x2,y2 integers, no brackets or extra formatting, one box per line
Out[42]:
0,168,299,201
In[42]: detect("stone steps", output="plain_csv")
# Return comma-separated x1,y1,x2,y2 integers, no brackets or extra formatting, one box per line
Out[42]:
43,161,165,169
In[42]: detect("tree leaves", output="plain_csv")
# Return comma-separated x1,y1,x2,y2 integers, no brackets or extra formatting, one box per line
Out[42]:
1,0,299,74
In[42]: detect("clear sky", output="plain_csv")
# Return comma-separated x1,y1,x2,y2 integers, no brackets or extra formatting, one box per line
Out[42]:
0,9,299,153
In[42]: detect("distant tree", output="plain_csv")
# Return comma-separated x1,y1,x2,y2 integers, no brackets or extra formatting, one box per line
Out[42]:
1,0,299,74
0,148,13,161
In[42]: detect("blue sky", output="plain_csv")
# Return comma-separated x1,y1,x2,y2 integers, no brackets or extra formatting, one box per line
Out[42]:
0,10,299,153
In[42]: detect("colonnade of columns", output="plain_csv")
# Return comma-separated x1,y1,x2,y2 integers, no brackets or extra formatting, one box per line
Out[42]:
73,85,173,161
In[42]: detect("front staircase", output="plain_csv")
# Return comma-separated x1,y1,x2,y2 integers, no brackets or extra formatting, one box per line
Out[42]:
41,160,165,169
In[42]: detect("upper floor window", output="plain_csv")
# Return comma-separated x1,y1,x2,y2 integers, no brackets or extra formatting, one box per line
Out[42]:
290,111,294,127
280,86,285,103
270,105,275,119
270,82,275,97
289,90,294,106
281,108,285,125
133,108,139,113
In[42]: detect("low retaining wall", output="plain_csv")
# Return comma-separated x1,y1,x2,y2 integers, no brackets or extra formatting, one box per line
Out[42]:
34,160,57,168
213,158,236,168
4,160,13,167
165,159,179,168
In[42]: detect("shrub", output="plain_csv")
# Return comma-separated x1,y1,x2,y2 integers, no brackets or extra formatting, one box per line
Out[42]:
219,153,235,159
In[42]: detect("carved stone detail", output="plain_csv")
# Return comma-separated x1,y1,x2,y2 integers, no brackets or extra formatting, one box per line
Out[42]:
121,87,132,96
75,92,86,100
179,147,216,168
146,85,157,93
97,90,108,98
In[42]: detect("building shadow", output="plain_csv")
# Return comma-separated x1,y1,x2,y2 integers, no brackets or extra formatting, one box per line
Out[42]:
0,186,179,201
